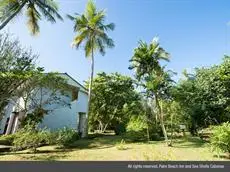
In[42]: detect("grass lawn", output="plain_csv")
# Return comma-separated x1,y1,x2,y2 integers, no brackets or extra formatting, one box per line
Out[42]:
0,135,229,161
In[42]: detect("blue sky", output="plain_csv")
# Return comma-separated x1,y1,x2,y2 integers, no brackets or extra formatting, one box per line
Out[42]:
3,0,230,84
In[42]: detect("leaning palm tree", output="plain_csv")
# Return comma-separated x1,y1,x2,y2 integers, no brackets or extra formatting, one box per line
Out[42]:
129,37,171,145
67,0,115,138
0,0,63,35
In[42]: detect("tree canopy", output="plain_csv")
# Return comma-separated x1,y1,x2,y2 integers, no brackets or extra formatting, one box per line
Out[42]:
87,72,141,133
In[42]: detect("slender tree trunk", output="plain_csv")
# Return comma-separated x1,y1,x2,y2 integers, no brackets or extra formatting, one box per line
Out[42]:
102,123,108,133
146,123,150,142
155,95,169,145
0,2,26,30
169,113,174,146
82,48,94,138
98,121,103,133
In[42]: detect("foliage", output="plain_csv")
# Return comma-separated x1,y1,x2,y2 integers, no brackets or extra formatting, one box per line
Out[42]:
67,0,115,58
125,116,147,142
116,139,128,150
0,33,39,119
125,115,162,141
126,116,147,132
11,125,80,151
0,34,70,125
0,0,63,35
55,127,80,147
0,134,16,145
173,56,230,133
11,125,51,152
87,72,141,133
129,37,174,144
210,122,230,157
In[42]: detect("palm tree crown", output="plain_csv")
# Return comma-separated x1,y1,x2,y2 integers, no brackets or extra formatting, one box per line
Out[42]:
0,0,63,35
67,0,115,57
129,37,170,81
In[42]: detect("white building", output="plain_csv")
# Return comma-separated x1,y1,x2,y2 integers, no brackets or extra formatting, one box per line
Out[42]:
0,73,88,136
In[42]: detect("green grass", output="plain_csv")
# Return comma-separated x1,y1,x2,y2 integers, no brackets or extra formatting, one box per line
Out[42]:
0,135,229,161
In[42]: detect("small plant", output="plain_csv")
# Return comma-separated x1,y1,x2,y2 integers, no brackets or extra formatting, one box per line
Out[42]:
11,125,49,152
0,134,16,145
116,139,128,150
143,148,175,160
210,122,230,158
55,127,80,147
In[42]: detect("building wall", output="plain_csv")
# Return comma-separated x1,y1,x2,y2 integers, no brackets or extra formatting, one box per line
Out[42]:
0,74,88,134
38,91,88,131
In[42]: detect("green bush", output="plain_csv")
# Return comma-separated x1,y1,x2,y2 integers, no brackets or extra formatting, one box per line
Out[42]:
0,134,16,145
210,122,230,157
124,116,148,141
125,116,163,141
124,130,146,142
116,139,128,150
55,127,80,147
11,125,50,152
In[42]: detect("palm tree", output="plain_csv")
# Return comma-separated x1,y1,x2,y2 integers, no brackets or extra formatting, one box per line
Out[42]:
129,37,171,145
0,0,63,35
67,0,115,138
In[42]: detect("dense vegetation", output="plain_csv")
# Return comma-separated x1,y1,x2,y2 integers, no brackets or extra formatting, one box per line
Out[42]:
0,0,230,160
173,56,230,135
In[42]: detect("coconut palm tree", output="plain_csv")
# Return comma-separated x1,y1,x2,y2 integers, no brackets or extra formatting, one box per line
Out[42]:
129,37,171,145
0,0,63,35
67,0,115,138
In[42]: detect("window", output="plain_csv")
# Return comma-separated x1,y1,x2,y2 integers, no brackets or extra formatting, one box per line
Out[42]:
71,88,78,101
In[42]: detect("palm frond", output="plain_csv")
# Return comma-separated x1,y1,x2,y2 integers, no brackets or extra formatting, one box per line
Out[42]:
69,0,115,58
66,14,75,21
99,33,114,49
72,30,89,49
0,0,21,21
35,2,56,23
102,22,115,31
36,0,63,21
85,0,96,19
96,38,105,56
26,3,41,35
91,10,105,25
84,39,93,57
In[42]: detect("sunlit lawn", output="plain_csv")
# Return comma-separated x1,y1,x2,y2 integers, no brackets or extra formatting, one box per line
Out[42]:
0,135,229,161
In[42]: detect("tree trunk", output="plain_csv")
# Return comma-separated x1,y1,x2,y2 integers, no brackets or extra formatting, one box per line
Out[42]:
82,48,94,138
102,123,108,133
0,2,26,30
155,95,169,145
169,113,174,146
146,123,150,142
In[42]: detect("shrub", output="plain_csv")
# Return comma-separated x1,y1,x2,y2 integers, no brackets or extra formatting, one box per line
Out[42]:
55,127,80,147
125,116,163,141
0,134,16,145
210,122,230,158
11,125,50,152
125,116,147,141
124,130,146,142
116,139,128,150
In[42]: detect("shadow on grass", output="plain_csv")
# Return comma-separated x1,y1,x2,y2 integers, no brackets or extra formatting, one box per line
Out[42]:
18,154,67,161
213,154,230,160
0,149,74,156
172,137,207,148
63,135,124,150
